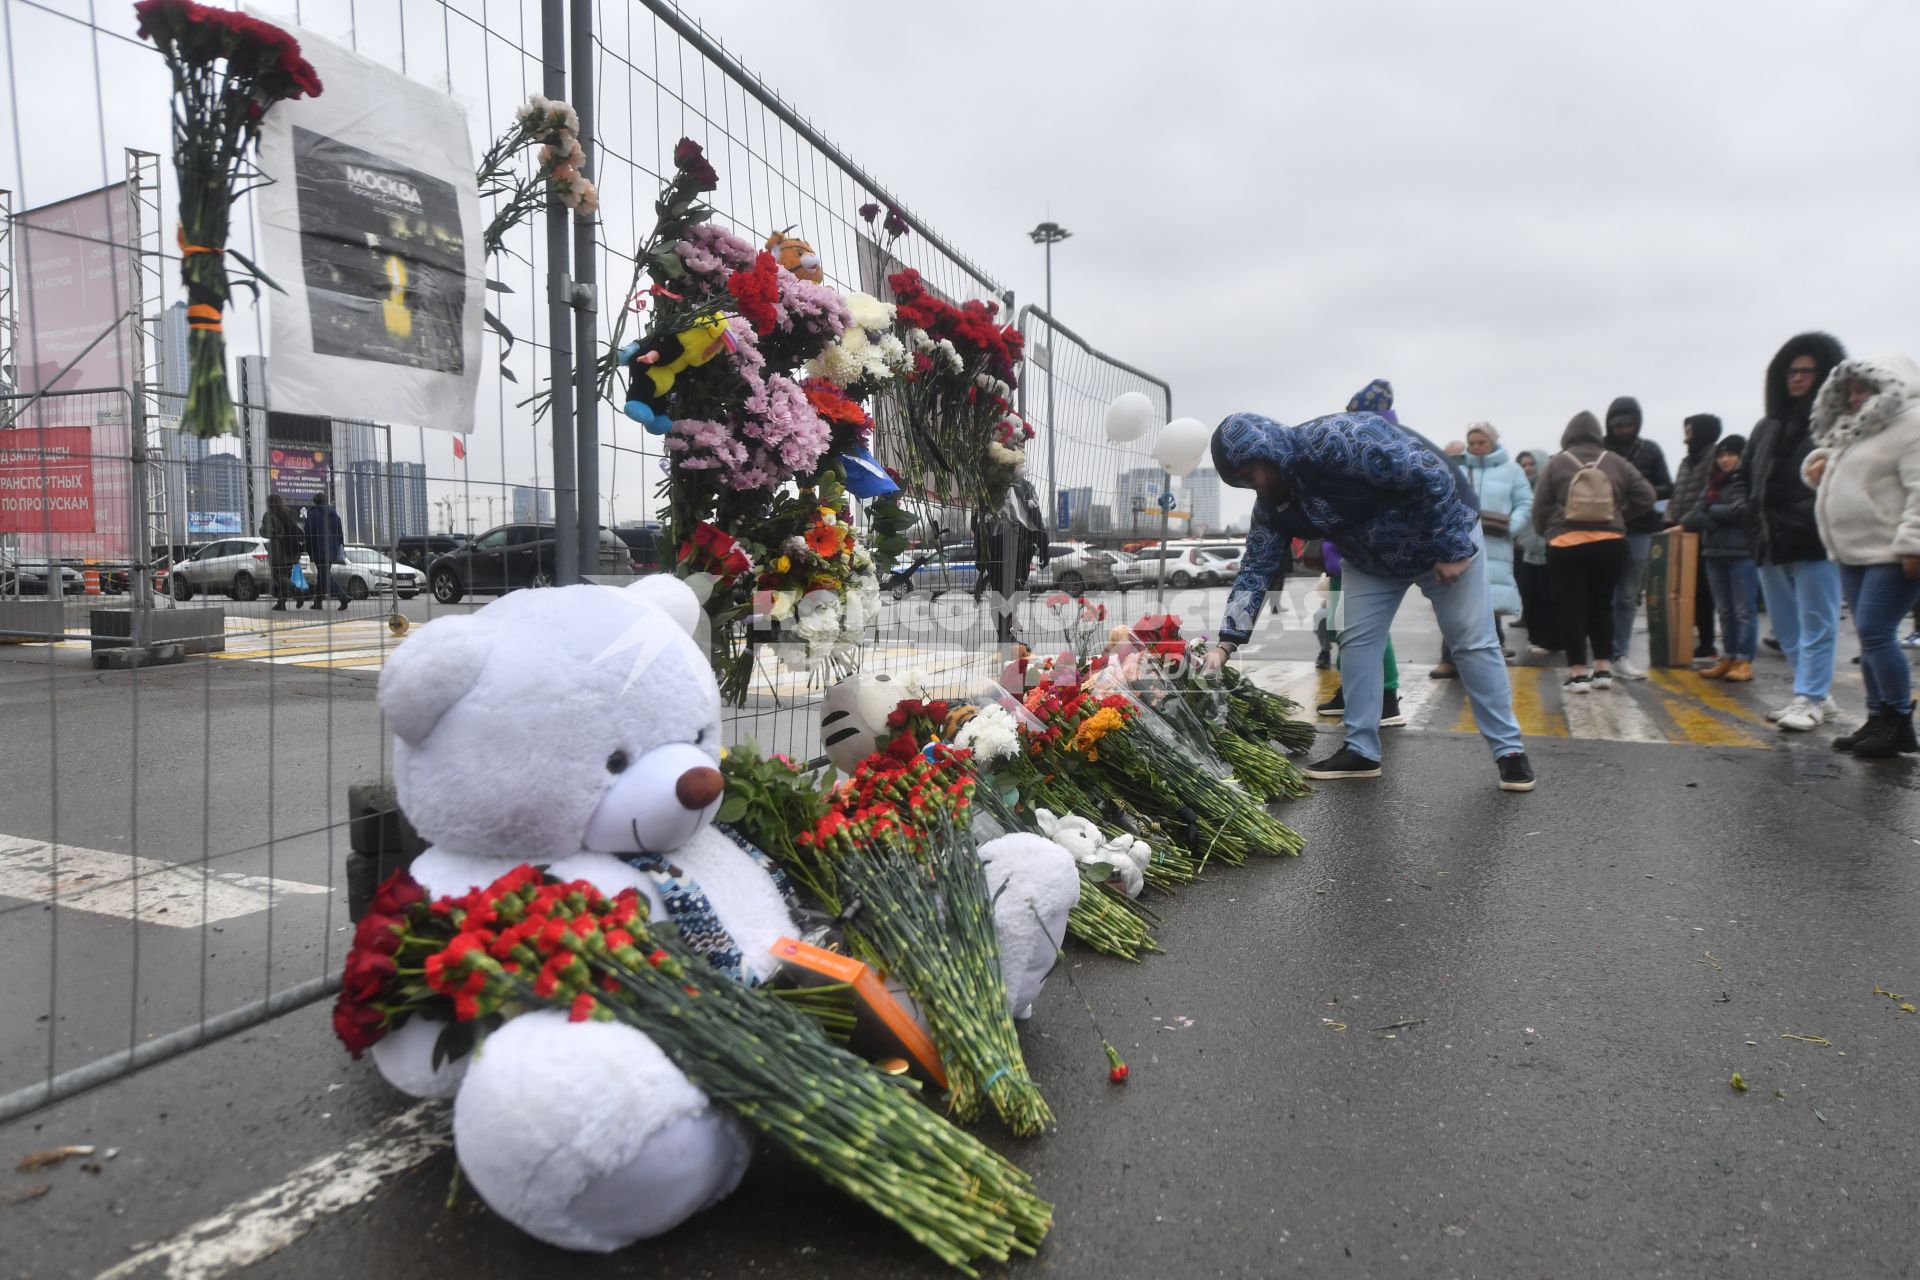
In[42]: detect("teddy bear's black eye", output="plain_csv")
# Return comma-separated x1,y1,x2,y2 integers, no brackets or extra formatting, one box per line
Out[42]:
606,750,630,774
695,728,710,746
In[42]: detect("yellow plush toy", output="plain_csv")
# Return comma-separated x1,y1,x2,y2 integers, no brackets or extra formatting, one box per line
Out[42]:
618,313,738,435
764,230,823,283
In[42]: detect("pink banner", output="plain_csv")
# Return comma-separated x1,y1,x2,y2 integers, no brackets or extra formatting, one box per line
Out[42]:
17,185,134,396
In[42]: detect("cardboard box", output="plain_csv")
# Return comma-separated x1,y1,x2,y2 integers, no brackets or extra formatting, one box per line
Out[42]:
1644,528,1699,667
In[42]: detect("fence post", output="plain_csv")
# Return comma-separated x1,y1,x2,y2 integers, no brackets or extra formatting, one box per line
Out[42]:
543,0,579,584
570,0,600,575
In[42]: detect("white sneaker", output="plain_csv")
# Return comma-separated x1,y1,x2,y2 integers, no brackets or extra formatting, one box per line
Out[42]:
1591,670,1614,690
1611,659,1649,681
1770,695,1841,725
1818,695,1841,719
1776,696,1824,732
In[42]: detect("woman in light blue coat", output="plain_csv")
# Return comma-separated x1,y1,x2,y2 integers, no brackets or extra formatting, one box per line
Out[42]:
1431,422,1532,674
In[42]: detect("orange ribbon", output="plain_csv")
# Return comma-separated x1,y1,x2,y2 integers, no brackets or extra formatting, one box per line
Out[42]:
176,226,220,257
187,303,223,334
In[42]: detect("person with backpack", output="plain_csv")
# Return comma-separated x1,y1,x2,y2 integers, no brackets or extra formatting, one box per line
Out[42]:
1531,412,1658,692
1681,435,1757,682
1742,332,1848,732
1601,397,1672,679
1801,354,1920,757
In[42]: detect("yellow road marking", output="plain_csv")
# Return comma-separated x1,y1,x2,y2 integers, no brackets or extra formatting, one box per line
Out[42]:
1649,668,1771,728
1448,666,1568,737
1647,669,1771,748
212,641,400,660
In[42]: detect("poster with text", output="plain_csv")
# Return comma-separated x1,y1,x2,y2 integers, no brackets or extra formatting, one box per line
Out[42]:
257,20,482,433
269,445,332,502
15,186,133,397
0,427,96,535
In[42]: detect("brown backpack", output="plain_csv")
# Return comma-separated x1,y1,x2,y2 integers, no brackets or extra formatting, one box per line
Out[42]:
1564,457,1618,524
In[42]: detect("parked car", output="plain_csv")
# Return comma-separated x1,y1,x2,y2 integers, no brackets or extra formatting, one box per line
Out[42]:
1131,545,1236,587
884,542,978,599
1107,551,1146,591
1027,542,1121,595
426,523,634,604
394,534,467,572
609,524,669,574
338,546,426,600
0,550,85,596
167,536,289,601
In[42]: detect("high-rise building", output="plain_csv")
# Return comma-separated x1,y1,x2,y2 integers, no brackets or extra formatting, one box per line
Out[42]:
190,452,246,523
1058,485,1095,534
1182,468,1222,534
1117,466,1167,535
512,485,554,524
344,459,430,546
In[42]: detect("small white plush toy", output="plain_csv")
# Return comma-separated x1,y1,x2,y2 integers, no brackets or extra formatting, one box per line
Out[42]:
1034,807,1151,899
369,575,797,1252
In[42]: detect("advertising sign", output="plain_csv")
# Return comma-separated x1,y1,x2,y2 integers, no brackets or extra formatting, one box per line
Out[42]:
15,185,133,396
187,511,244,536
257,20,483,432
268,445,331,502
0,427,97,534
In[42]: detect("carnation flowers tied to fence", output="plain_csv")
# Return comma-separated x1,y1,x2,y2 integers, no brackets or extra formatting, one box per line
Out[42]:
335,867,1050,1274
136,0,321,437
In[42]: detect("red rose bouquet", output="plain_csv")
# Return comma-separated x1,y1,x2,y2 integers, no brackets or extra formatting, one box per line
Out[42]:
135,0,321,437
333,868,1049,1270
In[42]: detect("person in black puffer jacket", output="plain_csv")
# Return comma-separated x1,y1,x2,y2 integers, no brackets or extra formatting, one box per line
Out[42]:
1740,332,1847,732
1667,413,1723,661
1601,396,1672,677
1682,435,1757,682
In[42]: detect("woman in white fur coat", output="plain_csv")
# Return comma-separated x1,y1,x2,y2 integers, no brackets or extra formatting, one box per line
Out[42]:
1803,354,1920,757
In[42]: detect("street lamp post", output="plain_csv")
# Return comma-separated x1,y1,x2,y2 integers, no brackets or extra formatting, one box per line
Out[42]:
1028,221,1070,535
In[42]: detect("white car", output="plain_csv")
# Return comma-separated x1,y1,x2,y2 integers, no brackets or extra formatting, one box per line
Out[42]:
338,546,426,600
1131,546,1236,587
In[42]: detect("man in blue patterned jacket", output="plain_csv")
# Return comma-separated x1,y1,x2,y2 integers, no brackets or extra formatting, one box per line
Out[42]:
1201,405,1535,792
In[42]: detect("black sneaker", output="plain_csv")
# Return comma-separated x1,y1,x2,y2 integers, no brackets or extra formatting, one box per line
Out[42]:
1314,650,1332,670
1316,687,1345,718
1304,746,1382,780
1496,751,1536,792
1380,689,1406,727
1563,673,1592,694
1832,719,1874,752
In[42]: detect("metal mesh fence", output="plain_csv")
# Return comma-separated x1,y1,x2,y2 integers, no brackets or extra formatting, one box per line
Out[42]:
0,0,1175,1116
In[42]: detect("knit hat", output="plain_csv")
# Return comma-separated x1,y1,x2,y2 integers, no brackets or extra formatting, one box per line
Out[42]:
1714,433,1746,458
1464,421,1499,445
1346,378,1398,423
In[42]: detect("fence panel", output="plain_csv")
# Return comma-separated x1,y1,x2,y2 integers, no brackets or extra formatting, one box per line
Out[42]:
0,0,1173,1117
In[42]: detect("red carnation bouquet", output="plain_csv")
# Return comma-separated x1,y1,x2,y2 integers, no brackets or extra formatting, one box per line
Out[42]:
878,267,1030,510
333,867,1049,1269
135,0,321,437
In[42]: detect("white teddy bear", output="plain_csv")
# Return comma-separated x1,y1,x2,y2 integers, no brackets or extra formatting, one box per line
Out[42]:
370,575,795,1252
1034,808,1153,899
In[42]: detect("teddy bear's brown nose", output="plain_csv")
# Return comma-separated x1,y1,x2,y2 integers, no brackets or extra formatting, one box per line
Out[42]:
675,765,725,811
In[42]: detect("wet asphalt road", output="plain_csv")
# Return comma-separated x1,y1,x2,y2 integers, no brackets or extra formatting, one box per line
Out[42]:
2,600,1919,1279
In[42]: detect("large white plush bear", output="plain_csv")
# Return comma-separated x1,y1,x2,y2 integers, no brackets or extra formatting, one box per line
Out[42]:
370,575,797,1252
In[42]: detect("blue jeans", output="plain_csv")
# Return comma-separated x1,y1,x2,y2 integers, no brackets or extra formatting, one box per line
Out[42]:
1610,532,1652,661
1756,559,1842,701
1839,563,1920,713
1701,557,1759,661
1334,529,1524,763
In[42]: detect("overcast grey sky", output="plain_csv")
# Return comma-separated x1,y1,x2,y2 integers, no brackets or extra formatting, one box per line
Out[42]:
7,0,1917,533
689,0,1920,522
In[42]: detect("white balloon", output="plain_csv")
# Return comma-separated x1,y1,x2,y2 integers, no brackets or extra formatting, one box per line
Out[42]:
1103,391,1154,443
1152,417,1211,477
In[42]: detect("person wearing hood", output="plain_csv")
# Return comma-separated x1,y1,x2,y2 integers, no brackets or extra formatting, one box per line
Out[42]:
1681,435,1757,682
1513,449,1557,654
1430,422,1531,675
1741,332,1847,732
1203,406,1533,792
1313,380,1405,726
1531,412,1658,692
1601,396,1672,678
1666,413,1725,663
1801,354,1920,757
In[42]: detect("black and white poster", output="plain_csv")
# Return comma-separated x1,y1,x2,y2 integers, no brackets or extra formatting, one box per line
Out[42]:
257,20,482,434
